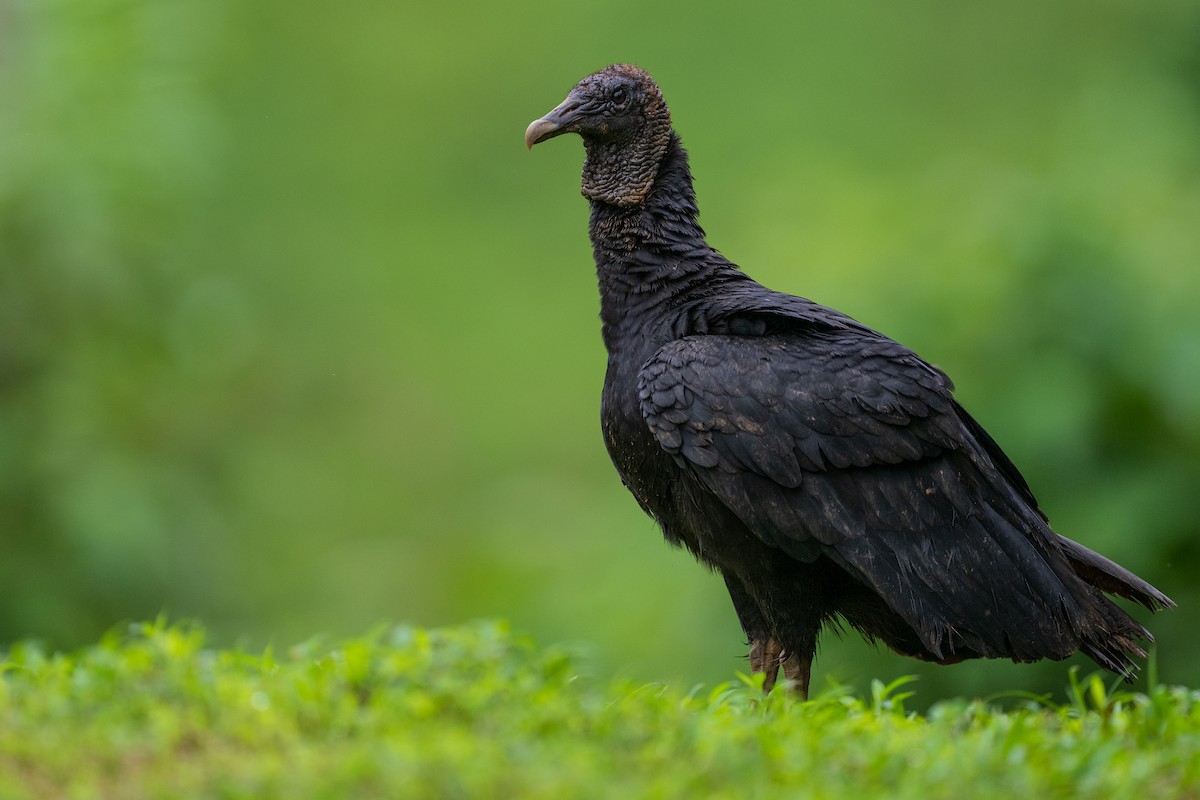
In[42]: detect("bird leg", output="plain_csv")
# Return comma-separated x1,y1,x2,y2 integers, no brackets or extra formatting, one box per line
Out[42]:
748,637,776,685
781,650,811,699
749,637,810,698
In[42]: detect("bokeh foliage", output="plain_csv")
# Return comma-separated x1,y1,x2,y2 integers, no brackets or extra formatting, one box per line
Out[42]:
1,0,1197,701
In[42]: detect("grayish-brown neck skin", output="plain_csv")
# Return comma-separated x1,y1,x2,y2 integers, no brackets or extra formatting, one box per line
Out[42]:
580,127,670,208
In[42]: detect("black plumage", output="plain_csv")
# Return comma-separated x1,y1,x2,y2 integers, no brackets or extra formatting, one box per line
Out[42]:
525,64,1172,696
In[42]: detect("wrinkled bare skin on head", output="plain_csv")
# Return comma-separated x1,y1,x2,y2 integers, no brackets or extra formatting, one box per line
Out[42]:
526,64,672,207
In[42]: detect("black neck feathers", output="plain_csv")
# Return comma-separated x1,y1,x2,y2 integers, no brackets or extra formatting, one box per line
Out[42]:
589,133,744,348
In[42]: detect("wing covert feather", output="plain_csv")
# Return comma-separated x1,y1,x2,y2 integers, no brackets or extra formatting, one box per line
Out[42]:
639,332,960,487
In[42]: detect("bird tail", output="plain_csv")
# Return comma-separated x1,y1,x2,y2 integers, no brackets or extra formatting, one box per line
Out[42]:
1055,534,1174,680
1056,534,1175,612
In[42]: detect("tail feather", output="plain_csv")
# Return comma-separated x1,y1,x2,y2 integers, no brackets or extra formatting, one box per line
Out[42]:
1056,535,1175,611
1061,534,1173,681
1077,590,1153,681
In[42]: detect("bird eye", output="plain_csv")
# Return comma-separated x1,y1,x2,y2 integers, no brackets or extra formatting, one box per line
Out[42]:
611,88,627,105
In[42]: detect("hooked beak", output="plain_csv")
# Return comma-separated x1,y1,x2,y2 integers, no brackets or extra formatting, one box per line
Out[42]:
524,94,583,150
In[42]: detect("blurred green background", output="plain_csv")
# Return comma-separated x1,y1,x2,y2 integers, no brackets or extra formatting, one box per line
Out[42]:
2,0,1197,701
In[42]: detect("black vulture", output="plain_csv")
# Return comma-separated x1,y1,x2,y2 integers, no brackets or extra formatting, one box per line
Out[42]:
525,64,1172,697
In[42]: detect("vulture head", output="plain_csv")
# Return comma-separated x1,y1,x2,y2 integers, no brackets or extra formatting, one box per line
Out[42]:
525,64,672,207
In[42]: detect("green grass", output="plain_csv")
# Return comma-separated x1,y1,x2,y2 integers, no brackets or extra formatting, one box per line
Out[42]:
2,621,1198,798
